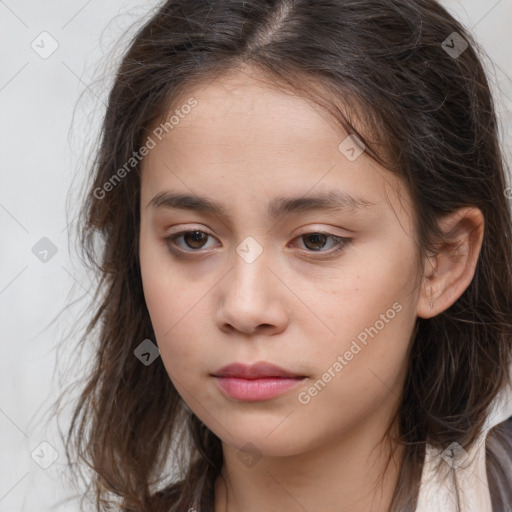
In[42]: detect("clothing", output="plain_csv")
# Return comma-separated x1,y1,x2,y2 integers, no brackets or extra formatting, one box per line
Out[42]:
416,379,512,512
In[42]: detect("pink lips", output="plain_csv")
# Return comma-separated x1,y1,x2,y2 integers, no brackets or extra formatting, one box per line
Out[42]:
211,362,306,401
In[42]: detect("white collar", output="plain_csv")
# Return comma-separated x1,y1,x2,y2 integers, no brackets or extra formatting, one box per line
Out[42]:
416,379,512,511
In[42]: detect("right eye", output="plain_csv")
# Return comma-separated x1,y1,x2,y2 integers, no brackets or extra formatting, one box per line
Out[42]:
164,229,219,253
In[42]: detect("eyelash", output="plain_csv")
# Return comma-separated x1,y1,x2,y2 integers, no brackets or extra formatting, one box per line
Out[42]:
163,229,351,258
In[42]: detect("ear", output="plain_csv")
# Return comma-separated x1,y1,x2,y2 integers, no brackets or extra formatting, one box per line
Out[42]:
417,207,484,319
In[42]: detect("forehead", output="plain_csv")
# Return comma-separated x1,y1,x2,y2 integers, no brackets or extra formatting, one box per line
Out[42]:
169,69,343,148
140,68,413,228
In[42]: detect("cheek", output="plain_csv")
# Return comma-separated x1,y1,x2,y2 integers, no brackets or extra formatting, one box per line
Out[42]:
139,230,201,363
142,275,206,364
322,244,416,337
141,269,209,395
311,242,418,394
298,300,413,433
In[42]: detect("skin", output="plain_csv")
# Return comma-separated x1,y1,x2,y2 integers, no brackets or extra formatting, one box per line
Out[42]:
138,66,484,512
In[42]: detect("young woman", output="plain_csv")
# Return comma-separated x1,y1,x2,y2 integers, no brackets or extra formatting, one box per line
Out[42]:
61,1,512,511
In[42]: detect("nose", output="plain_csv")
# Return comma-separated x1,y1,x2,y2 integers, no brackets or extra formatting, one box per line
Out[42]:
215,246,289,336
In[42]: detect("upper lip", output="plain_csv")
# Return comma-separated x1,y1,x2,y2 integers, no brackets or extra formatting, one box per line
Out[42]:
212,362,304,379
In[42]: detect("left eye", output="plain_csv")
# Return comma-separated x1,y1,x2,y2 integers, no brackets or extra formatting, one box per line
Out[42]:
295,232,348,252
164,230,350,255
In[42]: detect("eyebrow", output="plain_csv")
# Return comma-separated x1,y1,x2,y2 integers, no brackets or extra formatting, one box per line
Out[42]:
147,189,376,220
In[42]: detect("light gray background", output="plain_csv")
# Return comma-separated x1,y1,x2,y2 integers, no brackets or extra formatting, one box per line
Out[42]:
1,1,511,511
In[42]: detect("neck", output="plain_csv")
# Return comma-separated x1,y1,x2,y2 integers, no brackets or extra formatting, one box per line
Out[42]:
214,421,404,512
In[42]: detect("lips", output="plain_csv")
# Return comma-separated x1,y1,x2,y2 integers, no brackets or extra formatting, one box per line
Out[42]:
211,362,306,401
211,361,304,379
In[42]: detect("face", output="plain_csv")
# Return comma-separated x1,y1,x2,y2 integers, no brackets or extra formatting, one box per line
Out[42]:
139,67,422,457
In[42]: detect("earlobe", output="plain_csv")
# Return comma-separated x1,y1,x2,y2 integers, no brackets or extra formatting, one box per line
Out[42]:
417,207,484,319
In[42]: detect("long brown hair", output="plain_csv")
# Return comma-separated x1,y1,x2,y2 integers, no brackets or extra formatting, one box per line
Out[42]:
58,1,512,511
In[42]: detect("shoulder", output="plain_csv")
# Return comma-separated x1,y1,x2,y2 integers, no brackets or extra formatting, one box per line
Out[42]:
486,415,512,512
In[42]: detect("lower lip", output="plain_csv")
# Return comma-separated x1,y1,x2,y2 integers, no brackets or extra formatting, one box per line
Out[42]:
213,376,305,401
